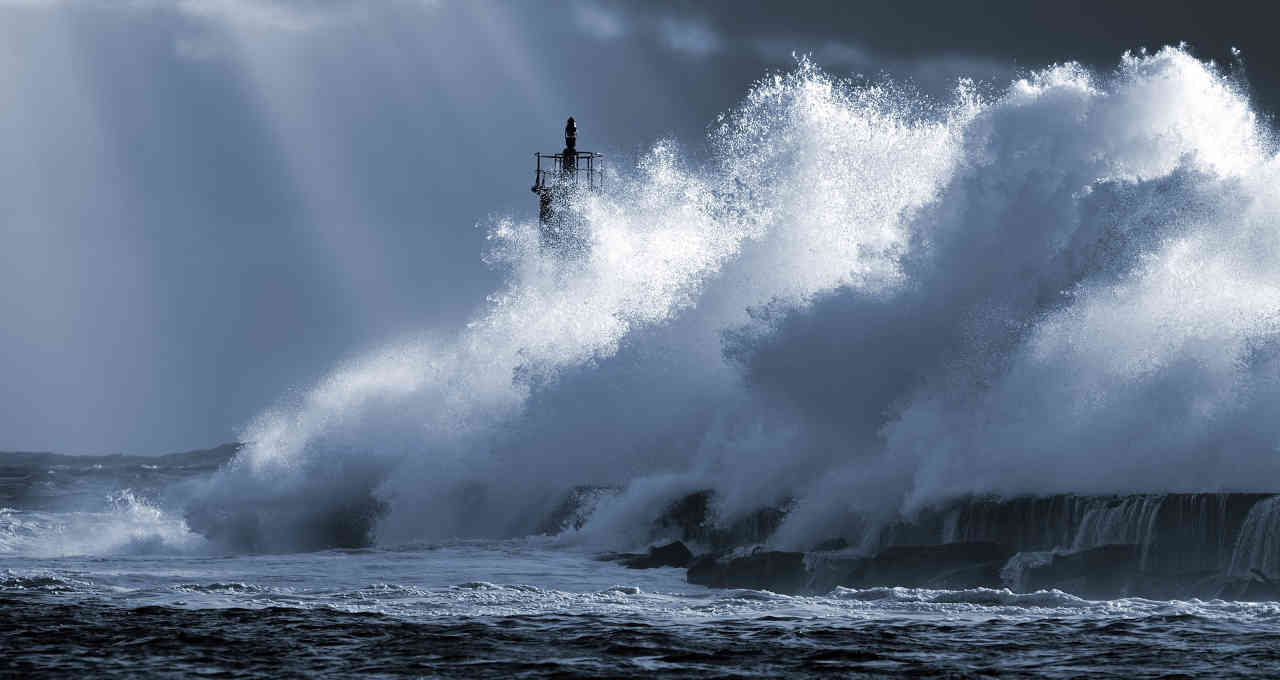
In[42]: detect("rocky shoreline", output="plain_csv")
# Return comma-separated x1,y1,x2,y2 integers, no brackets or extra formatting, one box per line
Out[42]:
577,490,1280,601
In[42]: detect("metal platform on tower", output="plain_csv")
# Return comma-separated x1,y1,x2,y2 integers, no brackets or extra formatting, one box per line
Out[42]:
532,117,602,250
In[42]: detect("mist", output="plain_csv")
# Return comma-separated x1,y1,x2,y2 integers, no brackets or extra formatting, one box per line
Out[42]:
1,0,764,455
176,45,1280,553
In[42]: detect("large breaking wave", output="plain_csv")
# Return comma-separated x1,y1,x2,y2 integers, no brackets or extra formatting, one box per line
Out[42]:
187,47,1280,553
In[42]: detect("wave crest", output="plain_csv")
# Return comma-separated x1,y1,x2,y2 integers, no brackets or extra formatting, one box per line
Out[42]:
187,46,1280,555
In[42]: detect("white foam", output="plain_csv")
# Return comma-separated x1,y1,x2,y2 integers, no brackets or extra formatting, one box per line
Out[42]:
183,46,1280,556
0,491,205,558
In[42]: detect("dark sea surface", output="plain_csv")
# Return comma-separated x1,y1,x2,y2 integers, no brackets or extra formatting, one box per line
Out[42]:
3,457,1280,678
6,537,1280,677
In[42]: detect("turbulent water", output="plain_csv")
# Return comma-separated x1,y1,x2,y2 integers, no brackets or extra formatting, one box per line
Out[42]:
7,47,1280,676
5,460,1280,678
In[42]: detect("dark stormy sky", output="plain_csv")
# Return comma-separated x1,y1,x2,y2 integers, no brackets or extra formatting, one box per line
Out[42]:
2,0,1276,455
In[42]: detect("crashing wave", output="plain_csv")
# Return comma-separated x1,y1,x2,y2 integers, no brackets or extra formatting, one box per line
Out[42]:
185,47,1280,563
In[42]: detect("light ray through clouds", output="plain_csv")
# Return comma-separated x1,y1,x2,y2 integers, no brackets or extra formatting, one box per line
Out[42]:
0,7,158,452
9,0,1214,463
188,0,553,340
208,20,398,328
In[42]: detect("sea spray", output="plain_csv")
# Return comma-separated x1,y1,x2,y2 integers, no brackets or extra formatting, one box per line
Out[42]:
188,47,1280,554
1,491,202,557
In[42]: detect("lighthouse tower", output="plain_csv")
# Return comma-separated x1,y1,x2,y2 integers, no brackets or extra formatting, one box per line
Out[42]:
532,117,603,250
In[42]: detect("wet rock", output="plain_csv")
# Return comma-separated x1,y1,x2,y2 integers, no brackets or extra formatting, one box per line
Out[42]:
536,485,620,535
654,491,714,543
685,554,722,587
861,542,1012,588
806,542,1013,593
1213,570,1280,601
922,560,1006,589
687,550,807,594
652,491,791,550
806,555,868,593
1127,571,1210,600
713,505,789,550
184,493,387,553
812,537,850,552
622,541,694,569
1235,579,1280,601
1021,544,1142,599
1230,578,1280,601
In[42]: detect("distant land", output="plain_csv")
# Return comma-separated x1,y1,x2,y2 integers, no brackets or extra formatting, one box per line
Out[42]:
0,443,242,470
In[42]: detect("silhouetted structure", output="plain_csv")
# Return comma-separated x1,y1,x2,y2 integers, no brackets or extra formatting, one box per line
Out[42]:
532,117,602,250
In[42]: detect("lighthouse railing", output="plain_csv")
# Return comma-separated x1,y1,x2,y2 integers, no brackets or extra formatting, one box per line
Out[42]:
534,152,604,192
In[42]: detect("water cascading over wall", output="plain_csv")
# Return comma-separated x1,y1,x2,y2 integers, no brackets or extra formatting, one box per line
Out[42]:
875,493,1277,576
1229,496,1280,577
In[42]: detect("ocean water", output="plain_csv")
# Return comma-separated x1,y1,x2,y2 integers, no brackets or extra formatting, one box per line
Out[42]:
3,464,1280,677
7,537,1280,677
8,46,1280,676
